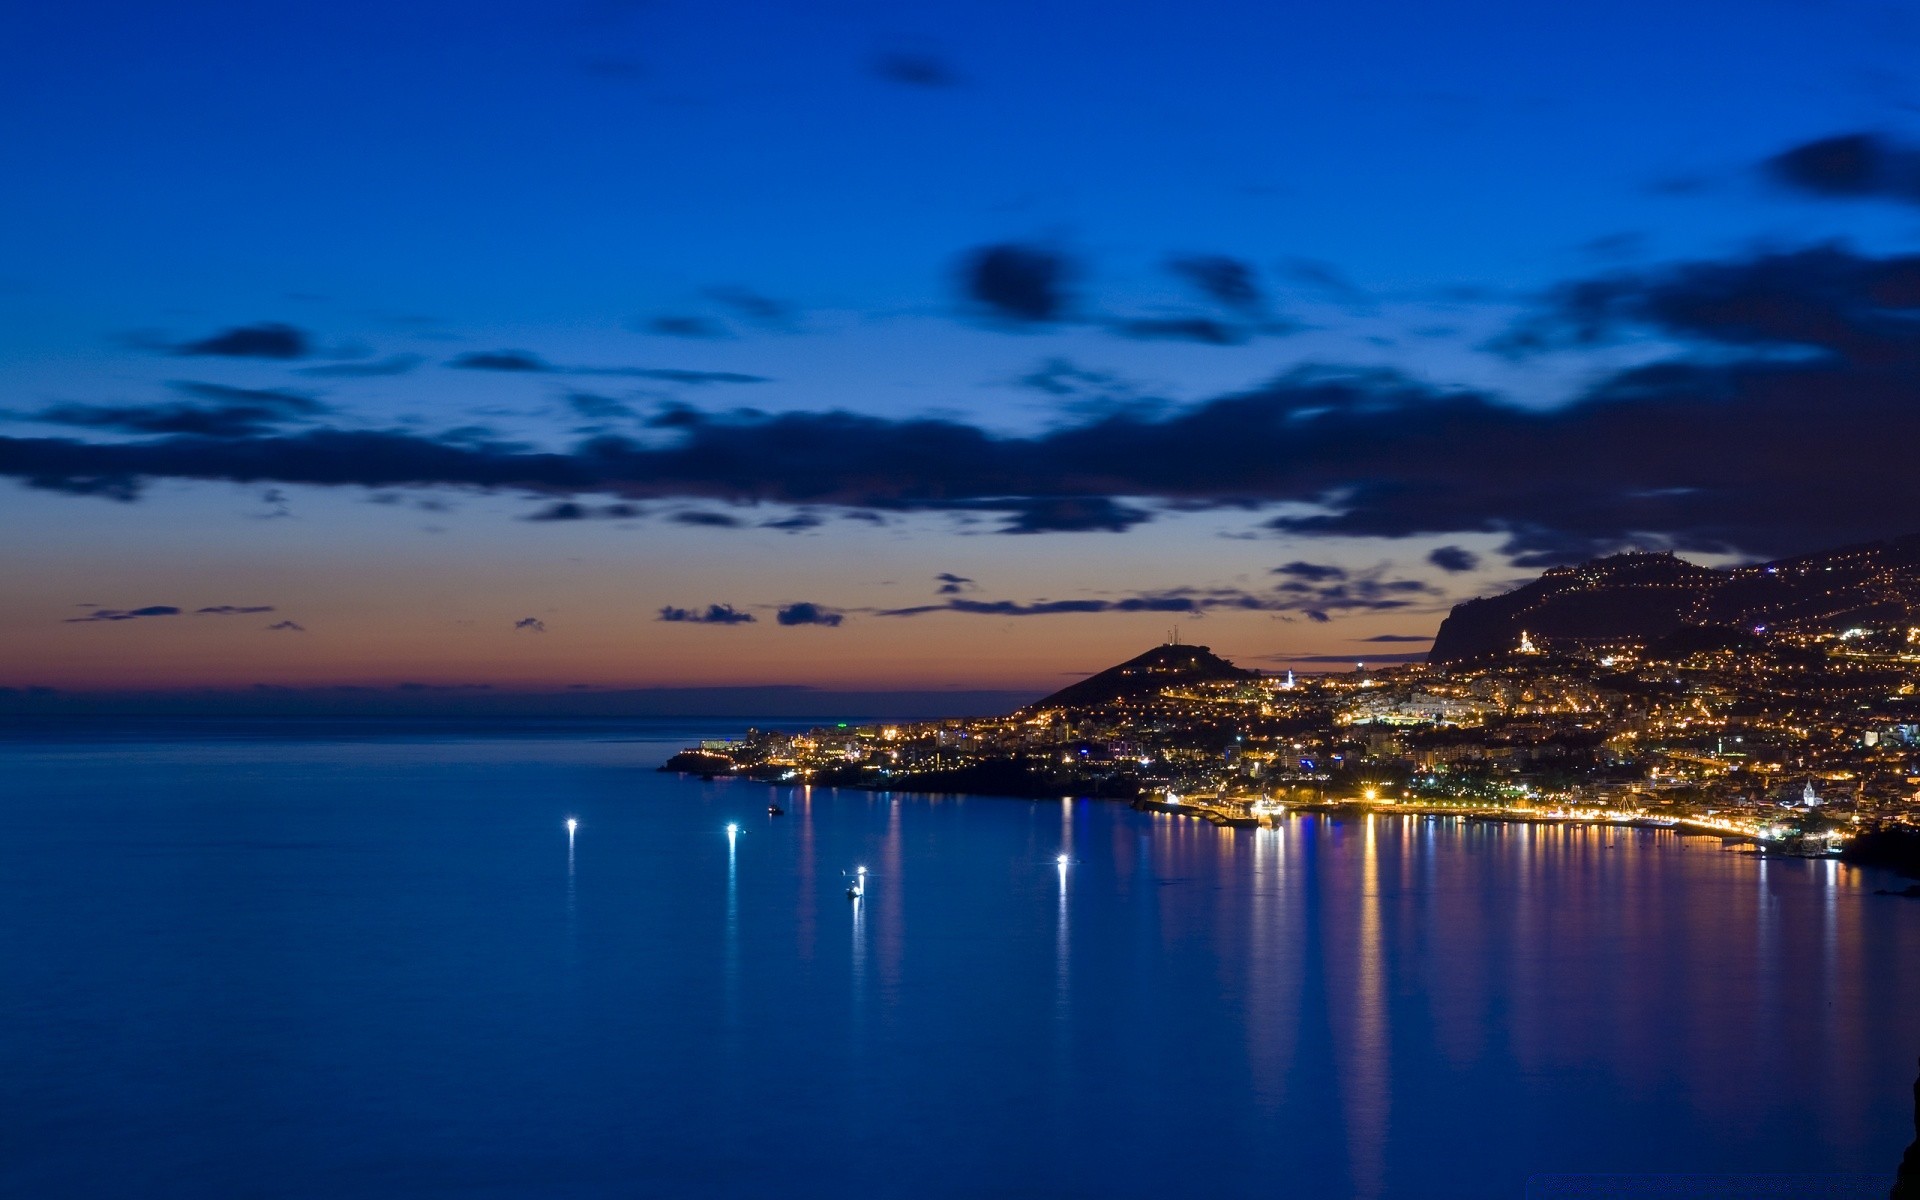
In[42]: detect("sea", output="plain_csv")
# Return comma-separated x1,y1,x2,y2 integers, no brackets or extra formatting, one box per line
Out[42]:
1,717,1916,1200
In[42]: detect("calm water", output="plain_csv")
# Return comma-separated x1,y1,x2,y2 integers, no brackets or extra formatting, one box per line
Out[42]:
2,719,1917,1199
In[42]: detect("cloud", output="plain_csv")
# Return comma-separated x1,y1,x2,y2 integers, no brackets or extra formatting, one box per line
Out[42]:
523,500,643,521
704,286,794,329
1357,634,1433,643
447,350,554,372
760,511,822,531
170,323,310,359
195,605,274,615
1167,255,1264,313
1277,258,1371,306
776,602,843,626
1427,545,1480,572
1016,358,1122,398
632,369,768,385
879,596,1204,618
296,354,425,378
875,575,1435,619
668,509,743,528
1764,132,1920,205
564,391,640,422
998,496,1153,534
1488,242,1920,362
21,382,325,439
645,316,730,339
17,247,1920,561
64,605,181,623
658,603,755,625
1284,651,1429,664
872,52,959,88
1270,566,1439,613
514,617,547,632
448,351,768,384
960,243,1075,324
935,572,976,594
1274,561,1347,582
266,620,305,632
1108,317,1249,346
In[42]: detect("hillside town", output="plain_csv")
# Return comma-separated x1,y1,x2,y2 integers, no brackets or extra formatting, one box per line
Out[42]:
668,619,1920,860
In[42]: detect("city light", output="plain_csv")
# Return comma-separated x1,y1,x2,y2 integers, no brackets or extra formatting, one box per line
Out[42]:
659,622,1918,853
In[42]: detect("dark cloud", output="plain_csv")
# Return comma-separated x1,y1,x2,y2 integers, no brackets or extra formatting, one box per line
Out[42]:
172,323,310,359
1277,258,1371,306
760,512,823,531
1357,634,1433,642
776,602,844,627
1274,561,1347,582
1490,243,1920,362
1016,358,1120,398
872,53,959,88
1285,651,1428,664
524,500,643,521
668,509,743,528
1270,566,1439,614
447,350,554,372
266,620,305,632
64,605,181,623
632,368,768,385
1764,132,1920,205
1167,255,1264,313
17,248,1920,561
645,316,730,339
876,575,1432,619
960,243,1074,324
1108,317,1248,346
21,382,325,440
448,351,768,384
1427,545,1480,572
195,605,274,615
998,497,1152,534
704,287,794,329
879,596,1202,618
564,391,640,422
514,617,547,632
935,572,976,594
296,354,425,378
658,603,755,625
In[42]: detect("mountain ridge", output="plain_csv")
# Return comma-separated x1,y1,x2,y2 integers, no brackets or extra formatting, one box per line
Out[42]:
1429,533,1920,663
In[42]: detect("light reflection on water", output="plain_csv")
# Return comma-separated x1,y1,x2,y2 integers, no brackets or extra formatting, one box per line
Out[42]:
0,726,1915,1200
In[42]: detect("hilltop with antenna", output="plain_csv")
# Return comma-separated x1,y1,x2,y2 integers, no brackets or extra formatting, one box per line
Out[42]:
1021,639,1256,712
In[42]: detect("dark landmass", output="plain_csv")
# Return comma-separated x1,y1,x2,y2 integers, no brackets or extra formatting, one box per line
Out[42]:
1430,534,1920,663
1895,1058,1920,1200
1023,641,1255,710
1844,828,1920,880
811,757,1144,800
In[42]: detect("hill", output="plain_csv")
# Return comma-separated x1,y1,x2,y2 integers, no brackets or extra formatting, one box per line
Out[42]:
1429,534,1920,663
1024,642,1257,711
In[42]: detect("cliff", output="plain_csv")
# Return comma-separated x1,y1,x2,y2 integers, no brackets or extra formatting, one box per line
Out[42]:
1429,534,1920,663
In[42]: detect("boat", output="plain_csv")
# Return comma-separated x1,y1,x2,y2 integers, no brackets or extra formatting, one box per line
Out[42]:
768,802,786,816
846,866,866,899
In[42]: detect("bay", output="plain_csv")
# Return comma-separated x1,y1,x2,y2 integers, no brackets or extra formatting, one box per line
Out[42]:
1,718,1915,1199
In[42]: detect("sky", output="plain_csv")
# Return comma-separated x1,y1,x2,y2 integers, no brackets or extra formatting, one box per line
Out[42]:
5,0,1920,708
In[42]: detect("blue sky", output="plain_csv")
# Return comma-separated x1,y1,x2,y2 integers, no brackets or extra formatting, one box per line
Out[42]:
4,0,1920,697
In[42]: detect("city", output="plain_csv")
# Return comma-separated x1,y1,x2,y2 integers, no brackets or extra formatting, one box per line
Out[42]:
672,550,1920,872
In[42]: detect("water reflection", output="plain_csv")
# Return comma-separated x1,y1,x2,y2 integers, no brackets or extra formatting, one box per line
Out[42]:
725,821,740,1030
1344,814,1389,1199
